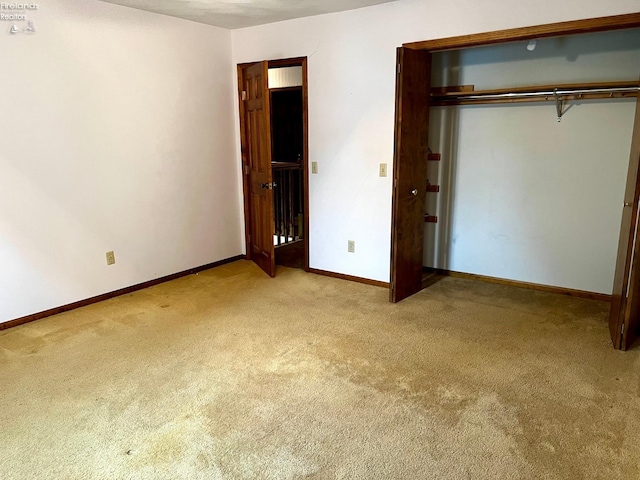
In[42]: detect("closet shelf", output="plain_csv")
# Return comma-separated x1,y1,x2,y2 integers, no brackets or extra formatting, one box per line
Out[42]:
431,80,639,106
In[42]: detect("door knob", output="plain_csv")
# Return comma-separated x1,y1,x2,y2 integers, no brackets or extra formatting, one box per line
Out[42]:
260,182,278,190
624,202,633,207
411,188,418,196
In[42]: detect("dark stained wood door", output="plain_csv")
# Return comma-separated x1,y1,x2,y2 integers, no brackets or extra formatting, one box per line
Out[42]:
610,91,640,350
390,47,432,302
240,61,276,277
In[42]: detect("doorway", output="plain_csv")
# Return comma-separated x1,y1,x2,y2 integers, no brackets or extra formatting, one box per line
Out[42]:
237,57,310,276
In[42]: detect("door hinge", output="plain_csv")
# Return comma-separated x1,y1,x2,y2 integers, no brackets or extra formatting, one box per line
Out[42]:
244,164,249,175
397,63,401,74
242,90,247,101
394,179,397,189
248,234,251,244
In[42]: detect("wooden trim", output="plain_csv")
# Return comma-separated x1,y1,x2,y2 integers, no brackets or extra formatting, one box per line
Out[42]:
241,57,308,70
302,58,310,273
424,268,611,302
309,268,389,288
432,85,475,94
422,271,442,289
0,255,245,332
268,57,307,68
404,13,640,51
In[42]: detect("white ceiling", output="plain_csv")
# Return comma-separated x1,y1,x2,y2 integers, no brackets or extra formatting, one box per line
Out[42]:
99,0,398,29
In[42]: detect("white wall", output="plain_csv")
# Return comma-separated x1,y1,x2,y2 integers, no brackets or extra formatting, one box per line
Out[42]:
425,31,640,294
0,0,243,323
231,0,640,284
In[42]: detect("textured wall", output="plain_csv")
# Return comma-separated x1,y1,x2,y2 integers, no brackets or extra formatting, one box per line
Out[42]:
0,0,242,323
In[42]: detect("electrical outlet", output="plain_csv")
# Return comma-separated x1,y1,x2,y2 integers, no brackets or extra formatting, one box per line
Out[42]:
311,161,318,174
348,240,355,253
379,163,387,177
106,251,115,265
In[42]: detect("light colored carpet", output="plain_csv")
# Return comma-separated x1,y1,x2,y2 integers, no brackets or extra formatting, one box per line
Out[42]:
1,260,639,479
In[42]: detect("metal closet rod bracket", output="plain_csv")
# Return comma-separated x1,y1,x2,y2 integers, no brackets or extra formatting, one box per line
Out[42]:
554,88,562,122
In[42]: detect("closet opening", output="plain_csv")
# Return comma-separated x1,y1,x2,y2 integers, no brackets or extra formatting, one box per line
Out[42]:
389,13,640,350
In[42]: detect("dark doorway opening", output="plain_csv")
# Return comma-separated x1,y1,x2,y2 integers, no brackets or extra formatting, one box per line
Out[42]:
271,85,305,269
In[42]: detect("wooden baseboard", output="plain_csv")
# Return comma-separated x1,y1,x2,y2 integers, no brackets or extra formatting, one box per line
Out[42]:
424,267,611,302
421,271,443,289
308,268,389,288
0,255,244,332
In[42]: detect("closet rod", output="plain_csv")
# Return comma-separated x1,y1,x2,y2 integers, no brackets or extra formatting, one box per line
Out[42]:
439,86,638,102
432,81,639,107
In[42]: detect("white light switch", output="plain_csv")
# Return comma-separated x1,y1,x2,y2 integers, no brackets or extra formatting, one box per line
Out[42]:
312,161,318,174
379,163,387,177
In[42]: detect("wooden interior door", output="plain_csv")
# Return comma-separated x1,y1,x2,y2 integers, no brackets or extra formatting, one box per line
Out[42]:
240,61,276,277
610,91,640,350
390,47,432,302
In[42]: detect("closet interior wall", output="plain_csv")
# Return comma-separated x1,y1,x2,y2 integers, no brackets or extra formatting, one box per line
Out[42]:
424,28,640,295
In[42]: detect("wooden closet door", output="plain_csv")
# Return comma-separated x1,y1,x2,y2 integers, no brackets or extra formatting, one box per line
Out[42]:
610,90,640,350
390,47,432,302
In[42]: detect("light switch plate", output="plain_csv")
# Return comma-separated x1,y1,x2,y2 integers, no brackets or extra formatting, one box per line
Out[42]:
379,163,387,177
312,161,318,174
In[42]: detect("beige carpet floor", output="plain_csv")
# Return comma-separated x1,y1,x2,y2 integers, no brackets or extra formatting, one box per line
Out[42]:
1,260,639,479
